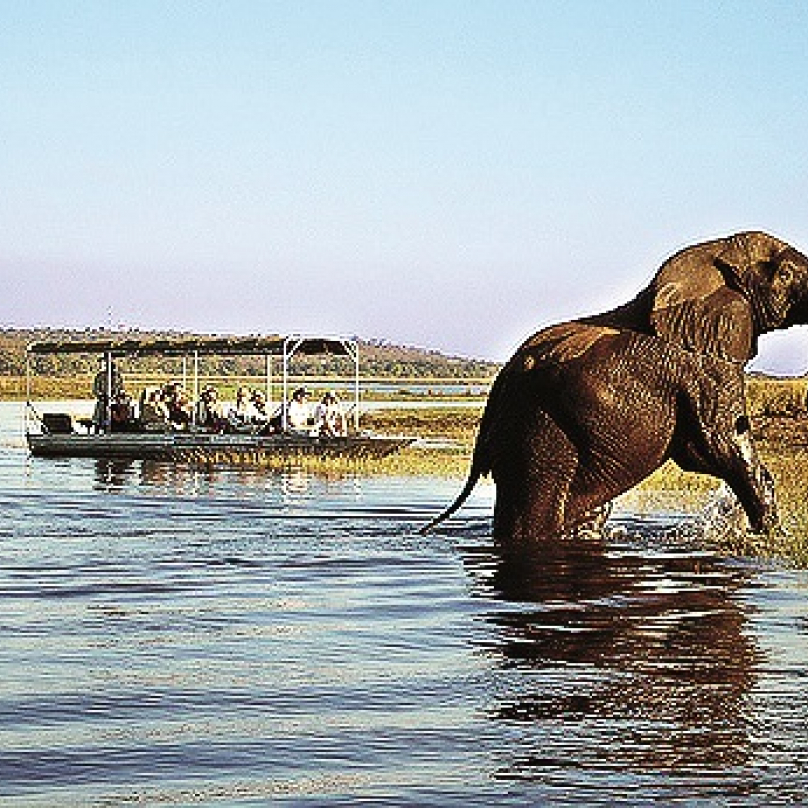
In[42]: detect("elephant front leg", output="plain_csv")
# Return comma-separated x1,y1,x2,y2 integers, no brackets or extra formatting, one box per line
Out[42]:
675,363,778,534
729,420,777,533
674,414,777,534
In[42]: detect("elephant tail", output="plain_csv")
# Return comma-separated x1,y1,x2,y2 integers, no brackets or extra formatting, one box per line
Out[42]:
419,465,482,535
419,365,508,535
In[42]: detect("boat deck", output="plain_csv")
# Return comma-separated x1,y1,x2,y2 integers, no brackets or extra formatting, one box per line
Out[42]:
27,431,413,461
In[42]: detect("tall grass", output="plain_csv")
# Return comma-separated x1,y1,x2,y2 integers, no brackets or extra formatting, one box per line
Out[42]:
746,376,807,416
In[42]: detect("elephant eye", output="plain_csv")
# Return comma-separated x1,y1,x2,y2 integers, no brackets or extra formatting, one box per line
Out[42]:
735,415,750,435
777,261,794,284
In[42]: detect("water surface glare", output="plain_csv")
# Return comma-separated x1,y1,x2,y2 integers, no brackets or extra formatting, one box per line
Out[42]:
1,402,808,805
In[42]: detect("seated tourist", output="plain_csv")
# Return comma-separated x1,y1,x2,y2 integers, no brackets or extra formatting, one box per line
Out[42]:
286,387,312,434
195,386,225,431
249,389,270,423
163,382,191,429
314,391,347,438
139,388,170,431
226,387,253,432
110,390,136,432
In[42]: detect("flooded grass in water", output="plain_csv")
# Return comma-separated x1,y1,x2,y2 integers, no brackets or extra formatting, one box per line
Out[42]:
367,408,808,565
188,405,808,564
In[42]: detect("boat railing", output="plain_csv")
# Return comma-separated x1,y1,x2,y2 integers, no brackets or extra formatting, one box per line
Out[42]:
25,333,363,439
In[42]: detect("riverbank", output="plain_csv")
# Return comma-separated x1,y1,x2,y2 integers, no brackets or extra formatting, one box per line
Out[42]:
364,407,808,564
13,386,808,562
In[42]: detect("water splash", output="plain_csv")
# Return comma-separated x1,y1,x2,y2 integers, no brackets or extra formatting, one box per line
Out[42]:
693,484,751,548
673,484,807,564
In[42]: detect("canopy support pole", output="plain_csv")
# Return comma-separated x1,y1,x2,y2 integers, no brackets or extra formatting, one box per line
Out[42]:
266,354,272,412
192,352,199,427
25,348,32,434
341,339,360,433
104,351,113,434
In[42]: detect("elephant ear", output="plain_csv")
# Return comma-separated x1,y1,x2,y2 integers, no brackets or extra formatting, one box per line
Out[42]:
713,231,800,333
650,234,756,362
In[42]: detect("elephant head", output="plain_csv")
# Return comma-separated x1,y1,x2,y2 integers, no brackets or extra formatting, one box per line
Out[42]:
593,231,808,363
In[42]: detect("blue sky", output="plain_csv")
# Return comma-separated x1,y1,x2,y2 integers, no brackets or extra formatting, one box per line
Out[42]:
2,2,808,371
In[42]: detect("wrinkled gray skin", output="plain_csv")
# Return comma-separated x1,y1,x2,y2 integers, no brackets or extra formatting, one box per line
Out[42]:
425,231,808,543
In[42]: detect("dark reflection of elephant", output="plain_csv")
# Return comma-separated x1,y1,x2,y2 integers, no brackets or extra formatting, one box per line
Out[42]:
427,231,808,542
461,533,759,775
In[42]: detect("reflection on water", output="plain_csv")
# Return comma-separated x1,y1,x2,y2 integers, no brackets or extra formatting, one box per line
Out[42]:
462,531,759,783
1,402,808,804
93,457,135,491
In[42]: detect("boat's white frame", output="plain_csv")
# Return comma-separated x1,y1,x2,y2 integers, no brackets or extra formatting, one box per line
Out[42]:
25,334,361,437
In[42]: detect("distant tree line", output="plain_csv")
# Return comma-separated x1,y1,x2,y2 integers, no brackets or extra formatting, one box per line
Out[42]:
0,328,500,380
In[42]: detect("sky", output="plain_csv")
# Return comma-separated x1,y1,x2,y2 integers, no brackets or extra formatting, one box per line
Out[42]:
2,1,808,372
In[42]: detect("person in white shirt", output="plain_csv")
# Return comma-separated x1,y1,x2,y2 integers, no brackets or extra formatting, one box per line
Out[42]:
286,388,311,433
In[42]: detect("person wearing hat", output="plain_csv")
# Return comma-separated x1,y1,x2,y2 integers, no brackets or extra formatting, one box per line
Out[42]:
286,387,311,434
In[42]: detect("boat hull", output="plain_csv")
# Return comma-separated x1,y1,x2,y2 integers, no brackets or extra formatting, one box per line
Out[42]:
27,432,413,462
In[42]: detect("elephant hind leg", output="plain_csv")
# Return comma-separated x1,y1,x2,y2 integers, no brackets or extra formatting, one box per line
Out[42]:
493,411,579,544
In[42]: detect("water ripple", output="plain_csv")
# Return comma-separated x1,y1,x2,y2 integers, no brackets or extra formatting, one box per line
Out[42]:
2,403,808,804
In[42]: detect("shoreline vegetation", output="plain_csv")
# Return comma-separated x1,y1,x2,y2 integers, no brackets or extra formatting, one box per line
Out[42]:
6,325,808,563
13,376,808,560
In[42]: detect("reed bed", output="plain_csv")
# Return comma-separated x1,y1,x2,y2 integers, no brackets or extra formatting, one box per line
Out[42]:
10,374,808,562
362,405,808,564
746,375,807,417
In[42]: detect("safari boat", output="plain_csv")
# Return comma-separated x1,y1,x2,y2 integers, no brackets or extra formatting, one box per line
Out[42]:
25,334,414,462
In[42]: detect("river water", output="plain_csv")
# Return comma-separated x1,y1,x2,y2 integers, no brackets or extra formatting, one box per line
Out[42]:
1,402,807,805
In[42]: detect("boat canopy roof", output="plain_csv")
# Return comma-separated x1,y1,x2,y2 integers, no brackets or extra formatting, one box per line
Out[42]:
26,334,355,359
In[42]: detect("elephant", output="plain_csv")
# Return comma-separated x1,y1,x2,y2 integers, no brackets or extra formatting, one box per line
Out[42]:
425,231,808,542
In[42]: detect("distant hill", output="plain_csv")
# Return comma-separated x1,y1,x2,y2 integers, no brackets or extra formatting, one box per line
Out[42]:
0,328,500,380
